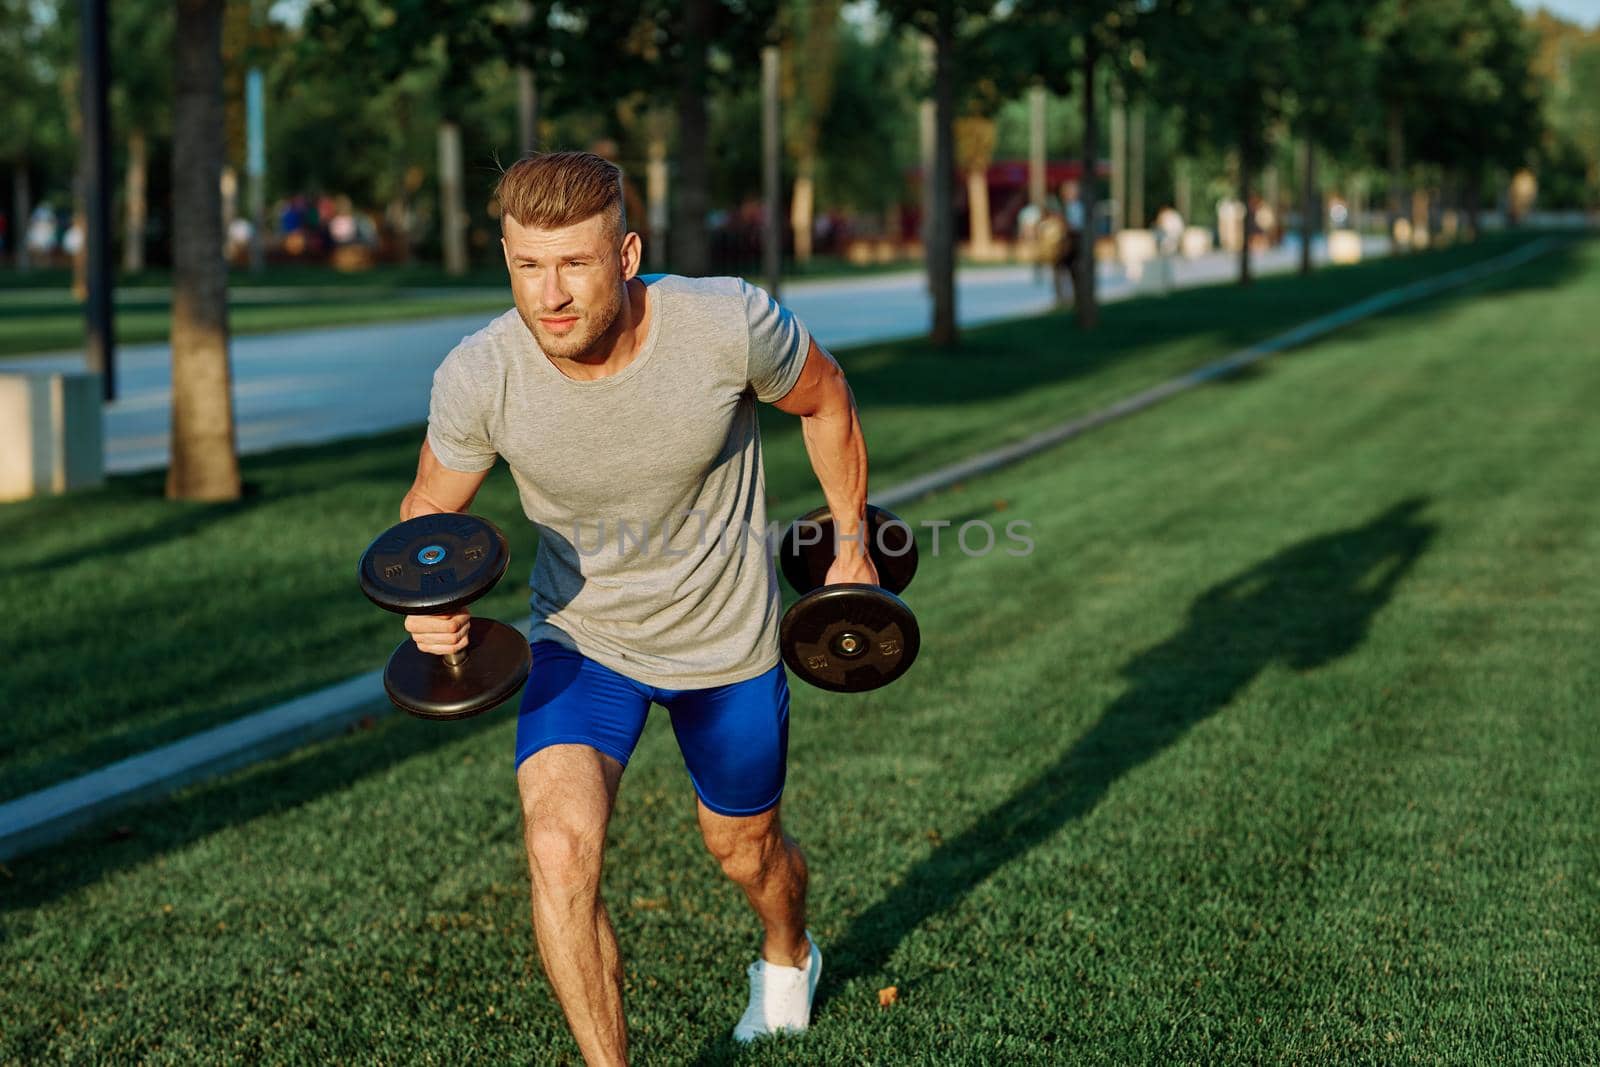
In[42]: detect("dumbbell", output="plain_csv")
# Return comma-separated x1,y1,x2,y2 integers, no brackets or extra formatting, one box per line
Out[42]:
777,504,921,693
357,512,532,720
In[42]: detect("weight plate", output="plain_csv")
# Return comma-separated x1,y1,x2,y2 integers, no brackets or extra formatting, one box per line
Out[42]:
779,584,920,693
359,512,510,614
383,617,532,720
779,504,919,596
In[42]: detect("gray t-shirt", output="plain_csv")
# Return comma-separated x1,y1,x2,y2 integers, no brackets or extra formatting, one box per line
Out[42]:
426,274,811,689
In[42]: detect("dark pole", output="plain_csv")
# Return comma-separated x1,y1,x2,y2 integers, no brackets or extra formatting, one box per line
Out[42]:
81,0,116,401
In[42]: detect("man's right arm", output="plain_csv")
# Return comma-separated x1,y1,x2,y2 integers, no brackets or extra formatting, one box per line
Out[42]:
400,438,492,656
402,438,490,519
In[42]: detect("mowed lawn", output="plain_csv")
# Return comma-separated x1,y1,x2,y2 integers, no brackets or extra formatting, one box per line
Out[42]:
3,240,1597,1063
0,232,1564,803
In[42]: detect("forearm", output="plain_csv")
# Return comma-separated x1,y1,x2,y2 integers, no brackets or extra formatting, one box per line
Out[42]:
799,396,869,560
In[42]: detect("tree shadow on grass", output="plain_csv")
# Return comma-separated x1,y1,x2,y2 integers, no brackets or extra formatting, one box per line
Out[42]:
0,703,508,925
689,496,1438,1064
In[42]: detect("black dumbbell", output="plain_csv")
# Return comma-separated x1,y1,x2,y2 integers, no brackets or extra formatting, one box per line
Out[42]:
777,504,921,693
358,513,532,720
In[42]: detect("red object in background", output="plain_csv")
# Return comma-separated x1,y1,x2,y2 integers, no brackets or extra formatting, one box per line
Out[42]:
900,158,1111,241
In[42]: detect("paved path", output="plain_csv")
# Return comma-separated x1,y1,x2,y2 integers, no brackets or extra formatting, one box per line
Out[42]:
5,238,1382,474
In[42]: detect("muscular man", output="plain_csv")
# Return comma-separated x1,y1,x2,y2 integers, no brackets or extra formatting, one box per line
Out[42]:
398,152,876,1064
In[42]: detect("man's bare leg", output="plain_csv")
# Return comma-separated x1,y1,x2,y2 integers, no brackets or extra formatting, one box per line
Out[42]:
696,801,810,967
518,744,628,1067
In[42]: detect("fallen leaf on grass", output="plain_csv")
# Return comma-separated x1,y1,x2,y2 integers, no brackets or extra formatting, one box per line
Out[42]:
878,986,899,1008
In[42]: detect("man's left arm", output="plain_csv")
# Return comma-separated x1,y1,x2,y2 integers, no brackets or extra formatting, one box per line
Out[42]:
772,338,879,587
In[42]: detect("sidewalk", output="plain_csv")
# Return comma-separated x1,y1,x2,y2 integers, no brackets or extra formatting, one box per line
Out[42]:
6,237,1386,474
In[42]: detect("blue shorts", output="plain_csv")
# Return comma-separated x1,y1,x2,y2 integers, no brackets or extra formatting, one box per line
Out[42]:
514,641,792,817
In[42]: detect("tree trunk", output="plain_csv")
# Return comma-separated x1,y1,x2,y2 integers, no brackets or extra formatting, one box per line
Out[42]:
1028,86,1047,210
646,113,670,271
670,0,711,276
1175,156,1191,223
1076,40,1100,330
1129,104,1144,230
437,120,467,276
1237,150,1253,286
168,0,240,502
1109,82,1125,233
1298,137,1315,276
1386,101,1405,253
966,166,992,258
927,17,957,346
1464,176,1481,240
517,69,539,156
790,157,816,263
72,204,87,301
123,128,148,273
387,195,412,264
12,162,29,270
514,0,538,155
761,43,782,297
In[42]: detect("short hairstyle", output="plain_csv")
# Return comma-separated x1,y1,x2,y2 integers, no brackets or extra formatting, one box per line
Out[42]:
495,151,626,239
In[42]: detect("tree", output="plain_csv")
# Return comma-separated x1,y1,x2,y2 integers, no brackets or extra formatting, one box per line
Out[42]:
112,0,174,273
1150,0,1298,285
303,1,518,274
168,0,241,501
782,0,842,264
1012,0,1140,328
1528,12,1600,209
1418,0,1541,233
1284,0,1380,274
878,1,1009,346
0,0,72,271
1374,0,1542,240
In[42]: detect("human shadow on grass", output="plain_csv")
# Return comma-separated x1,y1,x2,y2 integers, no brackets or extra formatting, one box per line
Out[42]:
690,496,1437,1063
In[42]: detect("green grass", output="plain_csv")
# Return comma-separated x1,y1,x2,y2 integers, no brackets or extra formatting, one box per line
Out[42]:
3,235,1598,1063
0,231,1572,807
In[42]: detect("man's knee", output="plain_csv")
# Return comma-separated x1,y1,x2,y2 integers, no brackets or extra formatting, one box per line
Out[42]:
524,819,605,894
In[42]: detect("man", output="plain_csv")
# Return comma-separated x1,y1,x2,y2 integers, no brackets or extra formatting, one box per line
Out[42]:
398,151,877,1065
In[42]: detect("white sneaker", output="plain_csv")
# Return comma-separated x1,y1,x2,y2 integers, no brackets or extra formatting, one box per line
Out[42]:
732,932,822,1043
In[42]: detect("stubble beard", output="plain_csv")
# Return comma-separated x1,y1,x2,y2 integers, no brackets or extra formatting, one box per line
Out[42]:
520,282,625,363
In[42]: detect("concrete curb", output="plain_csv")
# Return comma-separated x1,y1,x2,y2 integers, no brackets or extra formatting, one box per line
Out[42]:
0,236,1560,862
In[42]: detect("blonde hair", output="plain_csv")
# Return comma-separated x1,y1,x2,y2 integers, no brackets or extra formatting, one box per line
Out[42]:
494,151,626,239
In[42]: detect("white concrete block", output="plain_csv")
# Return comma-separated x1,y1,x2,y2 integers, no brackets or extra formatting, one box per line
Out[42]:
0,372,105,501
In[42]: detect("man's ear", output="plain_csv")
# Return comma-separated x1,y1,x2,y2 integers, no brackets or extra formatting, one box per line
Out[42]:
619,230,643,280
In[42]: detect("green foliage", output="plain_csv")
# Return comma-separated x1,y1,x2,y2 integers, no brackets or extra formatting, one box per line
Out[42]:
1527,11,1600,207
1147,0,1299,171
0,0,73,172
1373,0,1543,178
1284,0,1381,156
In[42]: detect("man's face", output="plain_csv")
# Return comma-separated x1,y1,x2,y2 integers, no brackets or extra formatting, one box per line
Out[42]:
501,212,639,362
